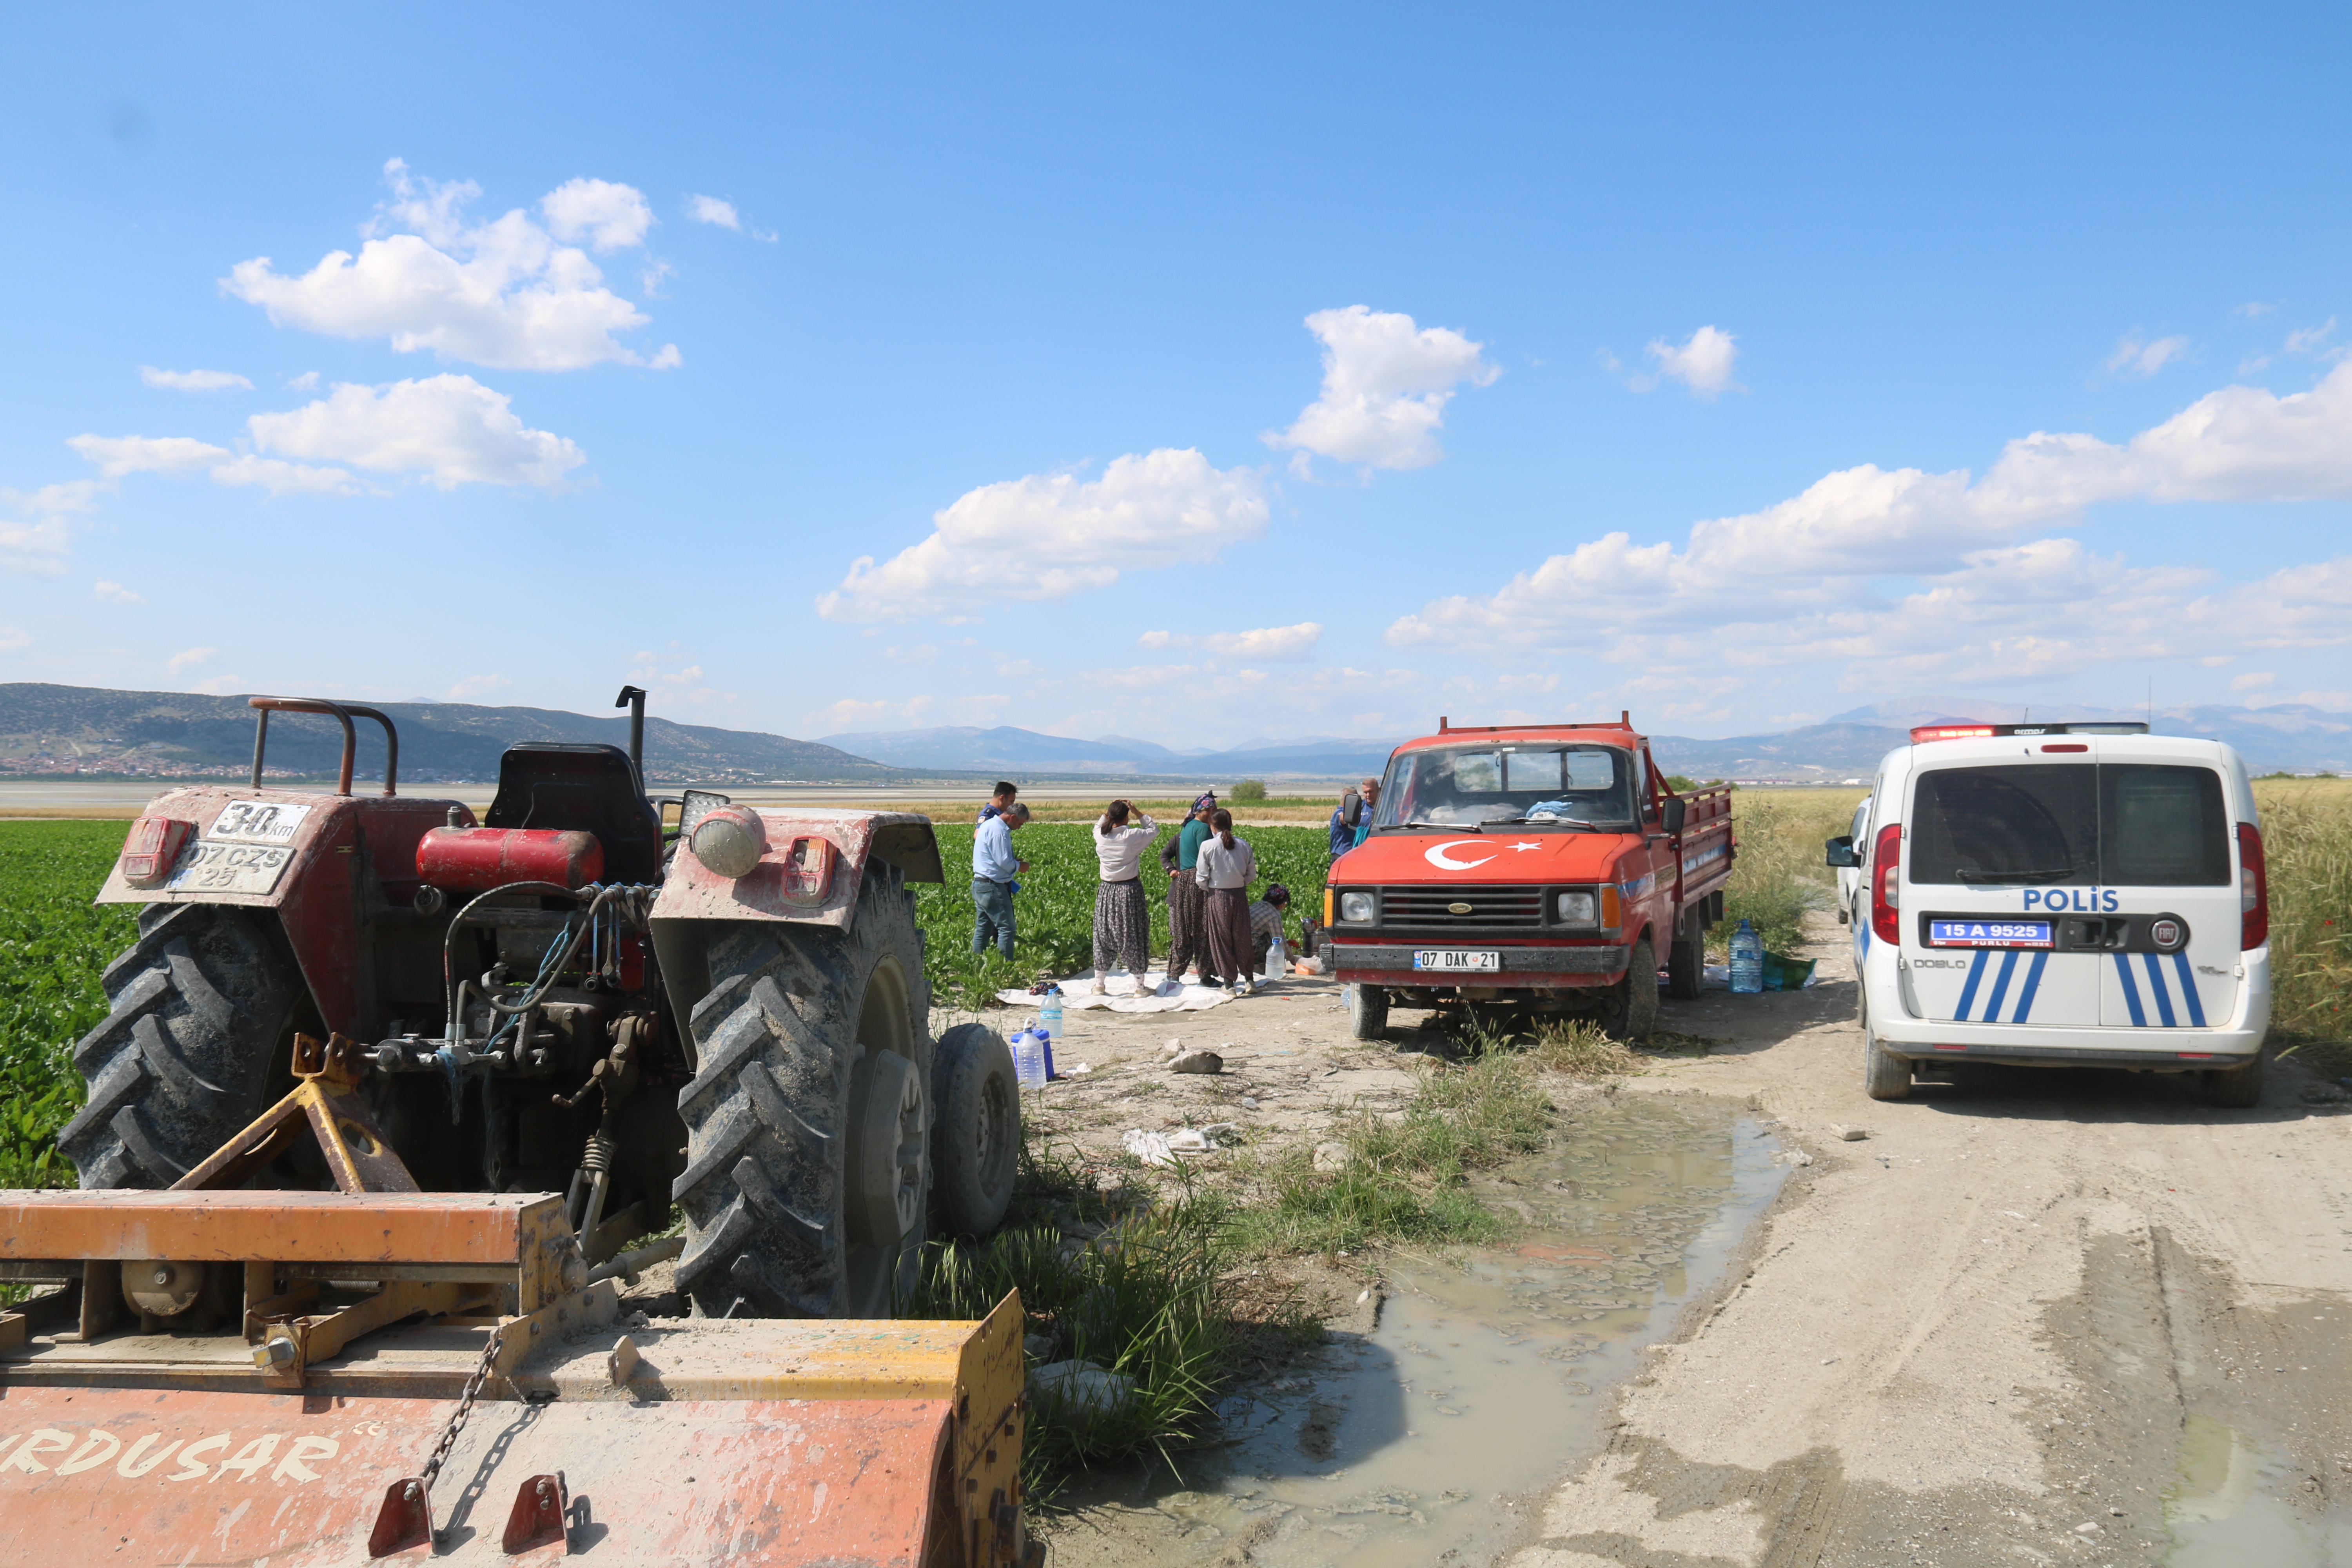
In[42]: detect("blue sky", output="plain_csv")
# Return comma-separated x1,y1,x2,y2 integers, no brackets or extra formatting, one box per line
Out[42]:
5,4,2349,747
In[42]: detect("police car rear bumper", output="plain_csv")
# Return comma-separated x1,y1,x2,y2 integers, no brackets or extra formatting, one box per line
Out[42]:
1873,1014,2263,1065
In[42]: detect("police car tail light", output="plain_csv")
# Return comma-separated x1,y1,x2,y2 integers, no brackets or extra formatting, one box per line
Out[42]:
1870,824,1902,946
2238,823,2267,949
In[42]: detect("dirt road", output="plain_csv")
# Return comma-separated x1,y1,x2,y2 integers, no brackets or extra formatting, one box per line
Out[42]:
1521,914,2352,1567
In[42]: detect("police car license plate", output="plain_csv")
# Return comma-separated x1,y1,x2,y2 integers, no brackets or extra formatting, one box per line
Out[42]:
1415,949,1501,972
1927,919,2053,949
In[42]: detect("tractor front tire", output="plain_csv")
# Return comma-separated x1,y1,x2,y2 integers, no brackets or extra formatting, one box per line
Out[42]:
1598,936,1661,1043
672,865,933,1319
931,1022,1019,1236
60,904,313,1189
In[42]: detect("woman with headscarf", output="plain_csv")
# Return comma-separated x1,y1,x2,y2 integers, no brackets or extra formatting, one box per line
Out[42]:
1195,808,1259,996
1086,799,1159,994
1159,791,1217,984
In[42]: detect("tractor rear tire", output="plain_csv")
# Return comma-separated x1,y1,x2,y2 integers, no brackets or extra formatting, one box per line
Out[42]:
930,1022,1019,1237
672,864,933,1319
60,904,313,1189
1597,936,1660,1043
1346,983,1388,1041
1667,925,1705,1001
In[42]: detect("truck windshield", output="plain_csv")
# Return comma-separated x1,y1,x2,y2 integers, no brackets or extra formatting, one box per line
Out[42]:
1374,744,1637,830
1909,763,2229,886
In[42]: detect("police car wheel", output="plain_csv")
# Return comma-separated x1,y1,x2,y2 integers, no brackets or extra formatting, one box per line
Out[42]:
2200,1050,2265,1109
1863,1018,1911,1101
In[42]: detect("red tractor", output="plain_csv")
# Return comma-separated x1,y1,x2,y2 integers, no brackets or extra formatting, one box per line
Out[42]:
62,690,1021,1319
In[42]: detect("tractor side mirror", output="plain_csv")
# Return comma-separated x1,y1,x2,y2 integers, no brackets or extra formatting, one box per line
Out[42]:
1825,835,1860,868
1661,797,1686,836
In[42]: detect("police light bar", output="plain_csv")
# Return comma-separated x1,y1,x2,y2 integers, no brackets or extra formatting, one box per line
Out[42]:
1909,722,2151,743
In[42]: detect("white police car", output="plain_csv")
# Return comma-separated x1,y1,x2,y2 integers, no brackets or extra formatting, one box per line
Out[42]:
1825,722,2269,1105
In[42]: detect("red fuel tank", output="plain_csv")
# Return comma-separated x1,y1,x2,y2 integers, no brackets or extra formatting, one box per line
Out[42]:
416,826,604,892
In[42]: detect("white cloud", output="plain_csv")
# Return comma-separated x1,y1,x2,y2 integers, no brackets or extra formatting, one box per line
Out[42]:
1265,306,1497,470
2234,302,2276,319
0,628,29,653
247,375,585,489
687,195,741,230
1637,326,1740,399
2108,334,2189,378
1137,622,1323,661
445,674,512,700
883,644,939,664
0,481,102,574
1389,359,2352,688
289,371,321,391
67,434,229,478
2286,317,2338,355
208,454,368,496
141,366,252,392
818,448,1267,622
168,646,218,674
2231,671,2278,693
628,645,738,711
92,580,144,604
222,159,677,372
539,178,654,252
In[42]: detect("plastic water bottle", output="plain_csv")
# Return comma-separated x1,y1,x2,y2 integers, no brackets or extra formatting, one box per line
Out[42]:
1261,935,1286,982
1011,1026,1047,1089
1729,918,1764,995
1040,986,1064,1062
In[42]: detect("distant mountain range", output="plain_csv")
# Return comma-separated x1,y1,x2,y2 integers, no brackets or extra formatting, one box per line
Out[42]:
3,684,2343,791
829,701,2352,782
0,684,907,786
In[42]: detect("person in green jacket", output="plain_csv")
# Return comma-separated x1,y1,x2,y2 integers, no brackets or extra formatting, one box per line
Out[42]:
1158,791,1217,985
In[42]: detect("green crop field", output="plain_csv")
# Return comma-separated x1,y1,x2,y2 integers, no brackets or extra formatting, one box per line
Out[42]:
0,822,137,1187
915,819,1335,1009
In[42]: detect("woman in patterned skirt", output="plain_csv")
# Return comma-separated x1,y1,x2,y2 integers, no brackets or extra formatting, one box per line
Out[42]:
1159,793,1216,984
1088,799,1160,993
1195,808,1259,996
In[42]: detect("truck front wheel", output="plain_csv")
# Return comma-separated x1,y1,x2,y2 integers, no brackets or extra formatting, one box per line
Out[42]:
1346,983,1389,1041
1597,936,1660,1043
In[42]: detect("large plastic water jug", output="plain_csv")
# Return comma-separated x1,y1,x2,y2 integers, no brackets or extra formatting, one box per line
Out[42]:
1011,1026,1047,1089
1729,918,1764,995
1261,936,1286,981
1040,987,1064,1051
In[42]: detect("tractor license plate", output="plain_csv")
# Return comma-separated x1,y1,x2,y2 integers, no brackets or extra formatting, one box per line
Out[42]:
1414,949,1501,972
165,839,296,895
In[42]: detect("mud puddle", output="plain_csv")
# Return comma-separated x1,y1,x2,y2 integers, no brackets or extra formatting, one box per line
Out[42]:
2164,1414,2352,1565
1047,1094,1786,1568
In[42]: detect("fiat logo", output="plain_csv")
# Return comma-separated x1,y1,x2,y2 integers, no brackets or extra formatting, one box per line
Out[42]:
2151,918,2183,949
1447,902,1474,915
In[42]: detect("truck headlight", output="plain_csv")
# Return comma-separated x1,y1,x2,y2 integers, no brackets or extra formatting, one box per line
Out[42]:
1338,891,1376,923
1555,891,1596,925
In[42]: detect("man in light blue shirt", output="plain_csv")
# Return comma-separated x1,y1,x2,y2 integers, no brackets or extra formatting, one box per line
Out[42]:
972,802,1030,957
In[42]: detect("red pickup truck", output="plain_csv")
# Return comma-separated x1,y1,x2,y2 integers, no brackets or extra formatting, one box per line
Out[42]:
1322,714,1735,1040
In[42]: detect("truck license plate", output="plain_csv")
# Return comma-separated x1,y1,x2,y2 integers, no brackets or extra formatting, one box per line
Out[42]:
1414,949,1501,972
164,840,296,896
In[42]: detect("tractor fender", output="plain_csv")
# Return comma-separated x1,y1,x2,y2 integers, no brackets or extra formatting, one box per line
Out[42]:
651,808,943,931
93,784,468,1038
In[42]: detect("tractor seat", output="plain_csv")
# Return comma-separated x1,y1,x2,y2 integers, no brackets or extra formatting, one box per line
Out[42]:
484,744,663,885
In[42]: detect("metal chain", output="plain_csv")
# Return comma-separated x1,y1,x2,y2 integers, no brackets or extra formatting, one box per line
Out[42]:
419,1325,505,1492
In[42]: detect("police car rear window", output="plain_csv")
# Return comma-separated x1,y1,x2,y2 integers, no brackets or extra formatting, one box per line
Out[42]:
1910,763,2227,887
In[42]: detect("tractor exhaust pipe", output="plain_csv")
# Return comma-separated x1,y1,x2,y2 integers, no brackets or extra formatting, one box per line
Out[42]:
615,684,648,789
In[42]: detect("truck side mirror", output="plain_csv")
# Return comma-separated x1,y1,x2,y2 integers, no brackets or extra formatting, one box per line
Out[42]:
1661,797,1686,836
1825,835,1859,868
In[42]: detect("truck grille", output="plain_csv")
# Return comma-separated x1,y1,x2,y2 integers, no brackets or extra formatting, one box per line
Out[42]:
1377,885,1546,930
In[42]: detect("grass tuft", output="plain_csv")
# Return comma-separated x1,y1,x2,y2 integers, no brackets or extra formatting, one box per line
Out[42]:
1231,1050,1553,1257
1528,1019,1644,1078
